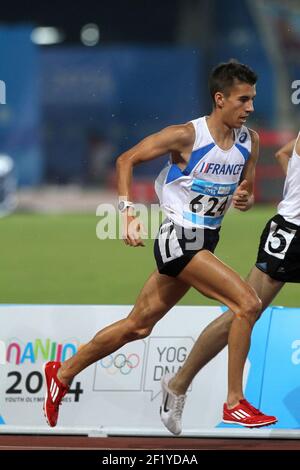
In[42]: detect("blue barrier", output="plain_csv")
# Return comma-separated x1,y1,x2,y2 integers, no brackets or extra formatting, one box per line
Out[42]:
219,307,300,429
260,307,300,429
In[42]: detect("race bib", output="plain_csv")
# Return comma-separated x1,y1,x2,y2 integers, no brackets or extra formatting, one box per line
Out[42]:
183,179,237,227
264,221,297,260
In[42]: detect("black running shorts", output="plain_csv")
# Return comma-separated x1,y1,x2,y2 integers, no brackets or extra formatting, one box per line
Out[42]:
256,214,300,282
154,218,220,277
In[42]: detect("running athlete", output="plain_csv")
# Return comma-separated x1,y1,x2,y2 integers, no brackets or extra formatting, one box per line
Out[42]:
160,136,299,435
43,60,276,429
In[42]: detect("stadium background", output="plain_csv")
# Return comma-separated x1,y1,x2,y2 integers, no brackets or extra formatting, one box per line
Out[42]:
0,0,299,308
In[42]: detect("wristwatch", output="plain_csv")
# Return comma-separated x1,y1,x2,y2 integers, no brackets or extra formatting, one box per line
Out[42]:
118,200,135,212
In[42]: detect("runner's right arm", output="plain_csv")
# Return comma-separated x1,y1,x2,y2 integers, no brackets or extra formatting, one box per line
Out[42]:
116,124,194,247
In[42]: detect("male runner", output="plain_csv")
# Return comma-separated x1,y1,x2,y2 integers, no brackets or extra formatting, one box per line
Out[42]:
43,60,276,429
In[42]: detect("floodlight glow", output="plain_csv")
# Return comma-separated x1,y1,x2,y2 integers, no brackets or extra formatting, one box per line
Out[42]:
31,27,64,45
81,23,100,46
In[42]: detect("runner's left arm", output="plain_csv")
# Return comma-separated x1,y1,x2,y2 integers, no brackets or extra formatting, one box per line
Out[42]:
232,129,259,212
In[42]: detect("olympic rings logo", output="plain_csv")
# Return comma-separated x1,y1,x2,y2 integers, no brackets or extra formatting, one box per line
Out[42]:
99,353,140,375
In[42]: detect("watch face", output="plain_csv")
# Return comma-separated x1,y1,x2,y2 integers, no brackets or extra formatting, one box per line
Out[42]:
118,201,133,212
118,201,126,211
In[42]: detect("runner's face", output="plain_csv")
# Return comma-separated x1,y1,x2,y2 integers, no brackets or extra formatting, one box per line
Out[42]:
222,82,256,128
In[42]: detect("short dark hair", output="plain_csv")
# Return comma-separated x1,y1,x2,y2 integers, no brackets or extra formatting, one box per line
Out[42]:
209,60,257,107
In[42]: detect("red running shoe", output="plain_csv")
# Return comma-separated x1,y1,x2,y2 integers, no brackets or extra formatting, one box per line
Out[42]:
223,399,277,427
43,361,69,427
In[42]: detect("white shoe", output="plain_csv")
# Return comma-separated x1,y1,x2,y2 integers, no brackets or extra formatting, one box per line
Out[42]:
160,374,186,436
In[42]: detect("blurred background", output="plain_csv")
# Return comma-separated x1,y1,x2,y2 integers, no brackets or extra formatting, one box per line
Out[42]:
0,0,299,306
